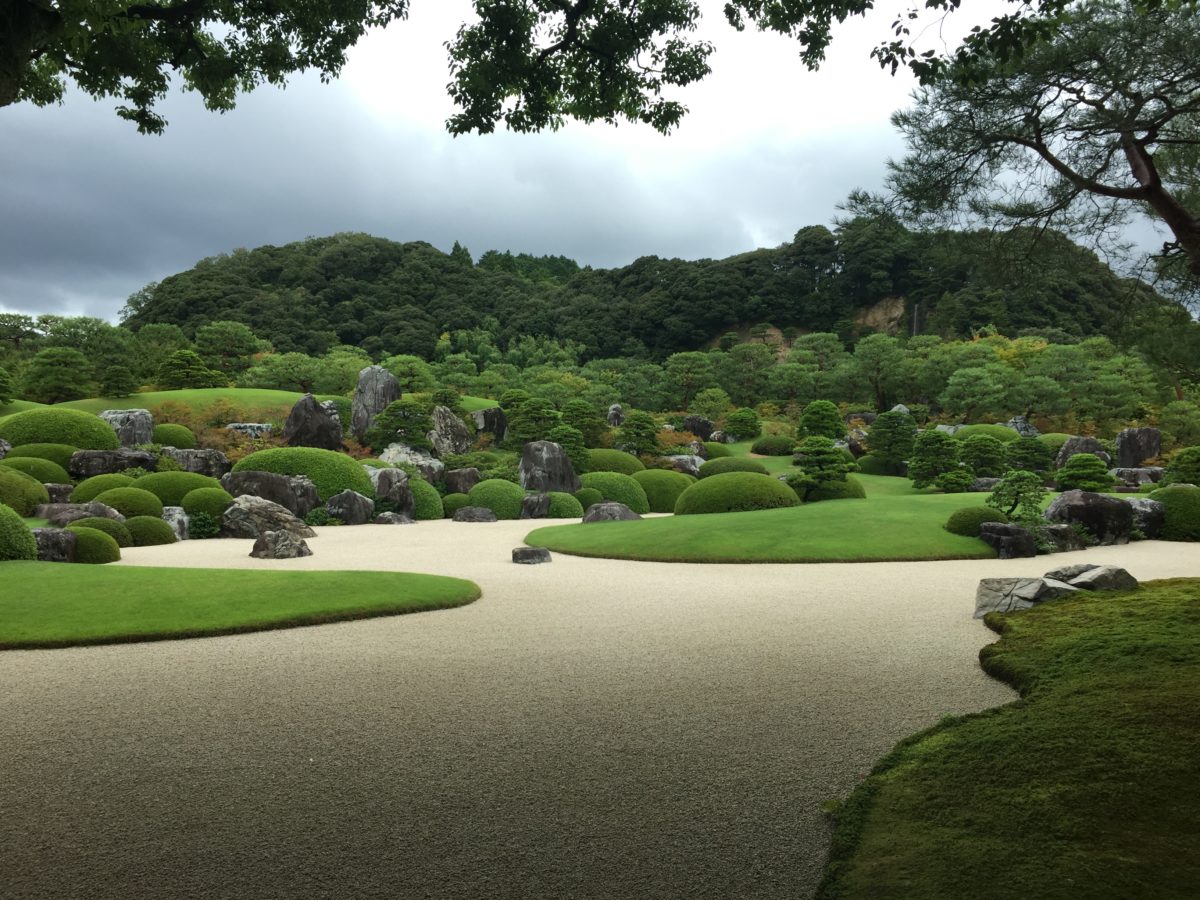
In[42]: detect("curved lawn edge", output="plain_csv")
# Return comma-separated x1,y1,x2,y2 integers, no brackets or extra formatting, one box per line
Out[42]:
521,540,995,565
0,562,481,651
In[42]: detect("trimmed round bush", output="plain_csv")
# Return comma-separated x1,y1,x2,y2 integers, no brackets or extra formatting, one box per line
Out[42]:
952,424,1020,443
1055,453,1116,492
724,407,761,440
574,487,604,509
181,487,234,518
806,475,868,502
547,491,584,518
0,467,50,516
0,502,37,561
410,478,444,520
0,456,70,485
93,487,164,518
67,526,121,564
125,515,178,546
578,471,650,514
5,443,78,470
152,423,197,449
1148,484,1200,541
1163,446,1200,487
855,454,901,476
442,492,471,517
586,448,646,475
233,447,374,502
70,473,135,503
750,434,797,456
945,506,1011,537
467,479,526,520
702,442,732,458
633,469,694,513
674,472,800,515
698,457,770,479
0,408,119,450
136,471,223,506
69,516,133,547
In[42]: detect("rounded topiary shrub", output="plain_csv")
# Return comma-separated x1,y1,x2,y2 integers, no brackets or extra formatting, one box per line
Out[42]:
1055,453,1115,492
410,478,444,520
578,471,650,514
0,467,50,516
750,435,796,456
855,454,901,476
945,506,1011,537
0,456,70,485
181,487,234,519
0,502,38,561
806,475,868,502
233,447,374,502
574,487,604,509
953,424,1020,444
467,479,526,520
93,487,164,518
724,408,761,441
586,448,646,475
702,442,732,459
547,491,584,518
1036,432,1072,455
1163,446,1200,487
632,469,694,513
1148,484,1200,541
69,516,133,547
152,423,197,449
68,526,122,564
125,515,178,546
5,443,78,470
697,457,770,479
0,408,119,450
135,471,223,506
70,473,136,503
442,492,471,518
674,472,800,515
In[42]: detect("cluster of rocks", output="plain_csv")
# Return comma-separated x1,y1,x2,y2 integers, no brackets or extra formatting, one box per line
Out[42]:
977,489,1160,559
28,501,126,563
975,564,1138,618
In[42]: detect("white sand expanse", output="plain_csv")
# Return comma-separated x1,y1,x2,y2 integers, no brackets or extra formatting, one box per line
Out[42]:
3,526,1198,899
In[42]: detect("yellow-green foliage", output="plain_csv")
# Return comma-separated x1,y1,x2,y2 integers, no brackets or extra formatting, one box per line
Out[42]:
67,526,122,564
135,471,223,506
0,408,119,450
0,456,70,485
547,491,584,518
442,492,471,517
697,457,769,478
125,516,178,546
70,473,135,502
233,447,374,502
467,479,525,519
0,502,37,561
0,467,50,516
578,471,650,514
574,487,604,509
586,449,646,475
674,471,800,515
151,423,197,449
633,469,695,513
5,443,78,470
93,487,164,518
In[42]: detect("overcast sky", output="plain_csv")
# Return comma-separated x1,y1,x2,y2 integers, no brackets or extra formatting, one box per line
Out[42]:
0,1,1011,322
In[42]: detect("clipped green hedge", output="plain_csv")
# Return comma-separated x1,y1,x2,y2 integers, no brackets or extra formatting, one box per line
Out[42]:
0,408,119,450
5,443,78,470
702,441,732,458
855,453,902,476
0,456,70,485
70,473,135,503
93,487,164,518
125,516,179,546
442,492,471,518
952,424,1020,443
633,469,694,513
152,423,197,449
578,471,650,514
467,479,525,520
233,447,374,502
181,487,234,519
67,526,122,564
0,467,50,516
574,487,604,509
547,491,584,518
806,475,867,502
698,457,770,479
69,516,133,547
945,506,1011,537
1148,484,1200,541
674,472,800,515
0,502,38,561
586,449,646,475
411,478,444,520
750,434,796,456
135,471,223,506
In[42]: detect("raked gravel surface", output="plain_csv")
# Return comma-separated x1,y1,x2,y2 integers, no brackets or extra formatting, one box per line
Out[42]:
3,524,1197,899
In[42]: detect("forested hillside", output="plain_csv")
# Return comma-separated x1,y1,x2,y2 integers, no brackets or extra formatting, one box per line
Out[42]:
120,217,1158,360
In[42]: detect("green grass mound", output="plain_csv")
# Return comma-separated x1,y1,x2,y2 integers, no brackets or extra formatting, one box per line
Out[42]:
70,473,135,503
951,423,1020,443
135,471,223,506
233,447,374,502
1036,432,1072,454
68,516,133,547
578,471,650,514
750,434,797,456
152,423,197,449
0,466,50,516
633,469,694,513
467,479,525,520
697,456,770,478
702,441,732,458
93,487,164,518
547,491,584,518
442,492,471,517
675,471,799,515
181,487,234,518
1148,484,1200,541
574,487,604,509
945,506,1011,536
817,580,1200,899
5,443,78,470
0,408,119,450
586,449,645,475
807,475,868,502
0,456,70,485
0,563,482,649
411,478,444,520
0,502,38,561
67,526,121,564
125,516,178,546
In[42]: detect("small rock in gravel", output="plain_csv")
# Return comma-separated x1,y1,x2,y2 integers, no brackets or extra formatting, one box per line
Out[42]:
512,547,552,565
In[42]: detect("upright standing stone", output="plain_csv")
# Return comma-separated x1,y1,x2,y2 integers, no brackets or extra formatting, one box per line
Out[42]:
427,406,473,457
367,467,415,519
99,409,154,447
1115,427,1161,468
162,507,189,541
283,394,343,450
518,441,581,493
520,493,551,519
351,365,401,440
31,528,78,563
472,407,508,445
325,490,376,525
607,404,625,427
0,438,10,460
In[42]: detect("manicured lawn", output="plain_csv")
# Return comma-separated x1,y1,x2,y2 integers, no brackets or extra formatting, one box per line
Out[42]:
818,579,1200,899
54,388,497,416
0,399,46,419
0,562,481,649
526,491,995,563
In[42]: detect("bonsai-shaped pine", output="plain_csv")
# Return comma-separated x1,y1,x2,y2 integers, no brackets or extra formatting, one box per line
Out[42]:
100,365,138,398
689,387,731,422
1163,446,1200,486
546,424,589,474
618,411,661,456
157,349,225,390
723,407,761,441
785,435,856,502
497,389,532,414
504,397,561,449
986,470,1049,528
865,409,916,472
1005,436,1053,474
908,430,961,488
560,398,606,447
798,400,845,440
935,468,975,493
1055,453,1116,492
365,398,434,453
959,433,1008,477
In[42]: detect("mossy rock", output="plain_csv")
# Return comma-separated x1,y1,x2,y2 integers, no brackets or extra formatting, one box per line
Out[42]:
125,516,179,546
0,502,37,561
0,466,50,516
547,491,584,518
5,443,78,470
0,408,119,450
806,475,867,502
467,479,525,520
68,516,133,547
67,526,122,564
92,487,165,518
151,423,197,449
181,487,234,519
632,469,694,513
697,457,770,479
233,447,375,502
0,456,70,485
674,471,800,515
945,506,1011,537
442,492,471,518
135,471,223,506
70,473,136,503
578,471,650,514
1148,484,1200,541
410,478,444,520
586,449,646,475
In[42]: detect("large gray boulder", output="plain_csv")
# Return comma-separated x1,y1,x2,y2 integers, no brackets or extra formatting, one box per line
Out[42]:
325,490,375,525
974,577,1079,618
452,506,498,523
31,528,77,563
666,455,703,477
372,512,414,525
934,424,962,436
979,523,1038,559
583,502,642,523
1055,436,1111,469
1044,490,1133,545
518,441,580,494
428,405,473,458
1036,524,1087,554
99,409,153,447
1043,563,1099,582
607,403,625,427
44,483,73,504
222,496,315,539
350,365,401,440
220,471,320,519
0,438,9,459
520,493,551,519
160,448,231,478
708,430,736,444
282,394,343,451
162,506,189,541
378,444,445,483
225,423,273,440
1116,427,1161,469
681,415,715,441
250,530,313,560
1109,467,1163,488
1070,565,1138,592
366,467,414,518
1004,415,1040,438
37,502,125,527
68,448,158,479
445,468,482,495
472,407,507,444
1127,498,1166,539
